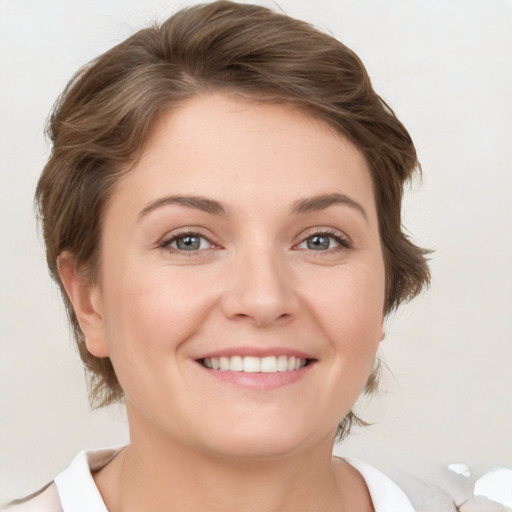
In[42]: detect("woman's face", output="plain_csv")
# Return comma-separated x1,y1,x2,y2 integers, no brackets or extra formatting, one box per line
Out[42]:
81,93,385,457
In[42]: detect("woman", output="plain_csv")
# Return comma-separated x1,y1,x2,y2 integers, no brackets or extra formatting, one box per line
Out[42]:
5,2,509,511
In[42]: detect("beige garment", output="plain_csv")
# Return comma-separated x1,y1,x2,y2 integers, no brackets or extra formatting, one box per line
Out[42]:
2,484,61,512
359,452,510,512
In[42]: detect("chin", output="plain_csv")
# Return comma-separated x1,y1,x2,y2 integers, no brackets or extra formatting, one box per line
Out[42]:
198,417,334,461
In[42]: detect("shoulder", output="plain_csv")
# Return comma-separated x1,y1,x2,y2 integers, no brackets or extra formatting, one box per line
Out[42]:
3,447,122,512
2,483,62,512
388,459,511,511
349,452,512,511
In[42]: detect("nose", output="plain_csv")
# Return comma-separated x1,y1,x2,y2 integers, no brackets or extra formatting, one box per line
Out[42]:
220,247,299,327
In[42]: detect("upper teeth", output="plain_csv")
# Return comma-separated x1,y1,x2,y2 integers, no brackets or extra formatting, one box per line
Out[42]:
202,355,307,373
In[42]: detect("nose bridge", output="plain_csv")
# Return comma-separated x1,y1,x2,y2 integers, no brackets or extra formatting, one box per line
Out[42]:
221,239,297,326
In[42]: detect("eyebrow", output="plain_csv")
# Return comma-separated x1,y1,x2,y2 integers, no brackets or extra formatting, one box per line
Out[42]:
138,192,367,220
291,193,368,221
139,195,227,218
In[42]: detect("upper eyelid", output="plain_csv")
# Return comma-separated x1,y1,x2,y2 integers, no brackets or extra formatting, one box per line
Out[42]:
159,226,213,240
158,229,217,248
296,227,351,244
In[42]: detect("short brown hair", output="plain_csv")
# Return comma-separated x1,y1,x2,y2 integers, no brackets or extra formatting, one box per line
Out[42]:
36,1,430,437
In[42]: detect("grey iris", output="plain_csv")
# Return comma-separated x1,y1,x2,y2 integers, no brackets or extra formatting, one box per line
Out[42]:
307,235,330,250
177,235,201,250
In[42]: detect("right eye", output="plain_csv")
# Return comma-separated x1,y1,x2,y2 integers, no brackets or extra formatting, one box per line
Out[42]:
161,232,216,252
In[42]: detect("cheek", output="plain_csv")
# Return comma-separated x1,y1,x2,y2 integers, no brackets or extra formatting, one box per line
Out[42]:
302,262,384,402
99,265,217,360
97,274,194,403
295,263,384,427
304,262,385,341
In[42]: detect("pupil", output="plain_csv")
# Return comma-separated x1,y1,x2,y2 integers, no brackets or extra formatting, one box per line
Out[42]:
177,235,200,250
307,235,330,250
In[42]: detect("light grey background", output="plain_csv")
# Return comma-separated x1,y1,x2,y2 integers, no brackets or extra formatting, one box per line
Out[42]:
1,0,511,502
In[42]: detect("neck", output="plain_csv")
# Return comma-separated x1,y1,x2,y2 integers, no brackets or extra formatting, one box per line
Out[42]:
95,424,351,512
128,438,341,512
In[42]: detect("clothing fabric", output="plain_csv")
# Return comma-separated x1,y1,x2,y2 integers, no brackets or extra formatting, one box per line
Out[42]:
3,448,511,512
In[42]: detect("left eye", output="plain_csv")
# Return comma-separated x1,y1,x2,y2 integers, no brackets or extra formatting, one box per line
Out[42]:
164,233,213,252
297,233,347,251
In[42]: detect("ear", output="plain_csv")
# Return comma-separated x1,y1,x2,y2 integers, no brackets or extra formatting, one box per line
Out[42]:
58,251,110,358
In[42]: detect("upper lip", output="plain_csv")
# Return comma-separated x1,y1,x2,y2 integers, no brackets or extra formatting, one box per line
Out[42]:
195,347,316,360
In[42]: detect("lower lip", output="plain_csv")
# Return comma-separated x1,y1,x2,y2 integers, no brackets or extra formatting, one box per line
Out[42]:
196,362,314,390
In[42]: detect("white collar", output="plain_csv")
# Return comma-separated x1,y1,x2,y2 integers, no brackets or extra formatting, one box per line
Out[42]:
344,457,416,512
54,448,117,512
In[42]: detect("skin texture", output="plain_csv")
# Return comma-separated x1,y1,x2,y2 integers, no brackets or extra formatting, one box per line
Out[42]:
59,93,384,511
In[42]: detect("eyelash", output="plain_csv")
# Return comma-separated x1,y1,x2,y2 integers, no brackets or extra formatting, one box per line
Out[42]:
158,230,218,254
295,229,352,252
158,228,351,254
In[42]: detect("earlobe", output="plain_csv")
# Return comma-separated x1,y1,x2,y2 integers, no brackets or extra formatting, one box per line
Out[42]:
57,252,110,358
377,318,386,346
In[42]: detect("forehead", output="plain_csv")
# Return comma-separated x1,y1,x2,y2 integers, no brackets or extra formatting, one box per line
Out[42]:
111,92,376,219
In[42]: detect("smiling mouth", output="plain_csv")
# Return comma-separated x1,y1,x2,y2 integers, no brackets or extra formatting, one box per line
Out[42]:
199,355,313,373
